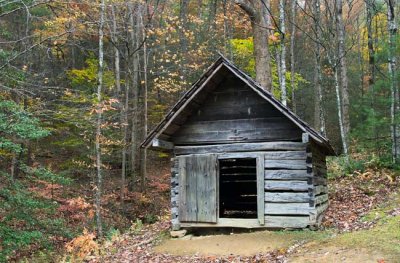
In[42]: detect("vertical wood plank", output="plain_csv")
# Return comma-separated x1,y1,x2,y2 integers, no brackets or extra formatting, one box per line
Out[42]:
257,154,265,225
196,154,217,223
178,156,188,221
186,155,198,221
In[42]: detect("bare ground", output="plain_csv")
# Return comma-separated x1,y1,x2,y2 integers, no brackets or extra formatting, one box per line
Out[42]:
154,230,297,256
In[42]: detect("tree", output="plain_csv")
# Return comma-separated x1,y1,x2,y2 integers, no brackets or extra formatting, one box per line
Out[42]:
234,0,272,90
312,0,326,135
386,0,399,163
365,0,376,88
336,0,351,152
289,0,297,112
279,0,287,106
95,0,105,238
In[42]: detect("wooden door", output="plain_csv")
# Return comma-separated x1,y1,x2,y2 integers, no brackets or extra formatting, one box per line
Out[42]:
178,154,217,223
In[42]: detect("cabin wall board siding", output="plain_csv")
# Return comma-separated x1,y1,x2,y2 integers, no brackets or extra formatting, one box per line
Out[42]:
308,142,329,227
171,143,329,229
171,76,302,145
263,148,314,227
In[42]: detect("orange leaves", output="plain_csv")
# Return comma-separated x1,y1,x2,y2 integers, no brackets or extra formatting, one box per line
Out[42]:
269,33,280,44
65,228,98,260
89,98,119,115
58,197,94,222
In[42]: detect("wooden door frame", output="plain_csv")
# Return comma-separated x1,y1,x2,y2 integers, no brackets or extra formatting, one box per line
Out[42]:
217,152,265,226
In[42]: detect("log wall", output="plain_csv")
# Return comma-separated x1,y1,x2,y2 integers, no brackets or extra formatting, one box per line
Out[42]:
170,141,329,230
170,76,302,145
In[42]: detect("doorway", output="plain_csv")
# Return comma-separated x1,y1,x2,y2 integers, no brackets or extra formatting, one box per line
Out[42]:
219,158,258,219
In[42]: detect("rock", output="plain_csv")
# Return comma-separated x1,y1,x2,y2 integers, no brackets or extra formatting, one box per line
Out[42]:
170,230,187,238
180,234,193,240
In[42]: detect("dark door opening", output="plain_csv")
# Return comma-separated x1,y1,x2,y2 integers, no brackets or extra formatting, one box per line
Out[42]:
219,158,257,218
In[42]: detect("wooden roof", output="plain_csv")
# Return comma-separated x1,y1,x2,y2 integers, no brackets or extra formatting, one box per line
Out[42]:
142,55,335,155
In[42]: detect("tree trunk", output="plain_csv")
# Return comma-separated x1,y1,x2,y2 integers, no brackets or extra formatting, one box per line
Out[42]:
140,6,148,192
333,62,349,157
336,0,350,148
235,0,272,91
179,0,189,87
365,0,376,88
386,0,400,163
279,0,287,106
290,0,297,112
223,0,233,60
110,4,125,202
10,153,17,181
129,3,141,190
95,0,105,238
312,0,326,135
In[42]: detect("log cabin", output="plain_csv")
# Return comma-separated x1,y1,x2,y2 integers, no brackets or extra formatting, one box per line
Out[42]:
142,56,335,230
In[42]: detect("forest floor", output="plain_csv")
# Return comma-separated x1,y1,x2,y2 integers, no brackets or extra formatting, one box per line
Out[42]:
84,168,400,263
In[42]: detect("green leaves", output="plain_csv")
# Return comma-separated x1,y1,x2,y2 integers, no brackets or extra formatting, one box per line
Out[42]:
0,100,49,155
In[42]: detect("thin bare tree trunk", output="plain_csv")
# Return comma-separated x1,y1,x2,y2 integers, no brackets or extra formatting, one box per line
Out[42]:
10,153,17,181
290,0,297,112
140,6,148,192
312,0,326,135
279,0,287,106
223,0,233,60
386,0,399,163
95,0,105,238
235,0,272,91
336,0,350,149
365,0,376,88
179,0,189,87
129,3,140,190
110,4,125,202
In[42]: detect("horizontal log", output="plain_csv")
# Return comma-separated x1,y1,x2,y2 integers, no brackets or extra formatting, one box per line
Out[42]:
264,151,307,160
174,142,307,155
178,117,292,133
316,202,329,215
265,203,311,215
171,187,178,195
314,185,328,195
151,138,174,150
265,180,311,191
171,207,179,215
171,177,179,185
311,167,327,178
265,192,311,203
173,128,301,145
265,160,307,170
313,176,327,186
180,218,262,228
171,195,179,203
265,216,311,228
311,153,325,163
265,170,309,180
313,162,327,170
314,194,328,205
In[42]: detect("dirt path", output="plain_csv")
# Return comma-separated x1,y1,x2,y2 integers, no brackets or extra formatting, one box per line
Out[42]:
154,224,398,262
290,244,386,263
154,230,297,256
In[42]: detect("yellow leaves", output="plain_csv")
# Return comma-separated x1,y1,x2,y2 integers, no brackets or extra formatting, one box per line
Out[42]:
65,228,98,260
